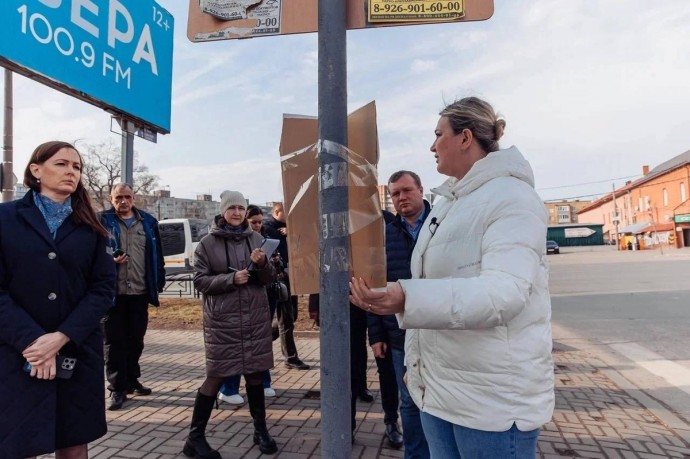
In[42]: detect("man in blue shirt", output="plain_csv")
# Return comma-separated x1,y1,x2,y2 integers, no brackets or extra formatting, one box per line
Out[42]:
367,171,431,457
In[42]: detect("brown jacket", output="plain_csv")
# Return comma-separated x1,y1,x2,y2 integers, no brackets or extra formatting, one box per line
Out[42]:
193,219,275,377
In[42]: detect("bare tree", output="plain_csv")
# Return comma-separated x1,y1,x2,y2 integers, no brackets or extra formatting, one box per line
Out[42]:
79,139,160,209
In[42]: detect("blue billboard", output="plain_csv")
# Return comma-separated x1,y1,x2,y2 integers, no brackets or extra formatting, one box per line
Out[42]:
0,0,174,133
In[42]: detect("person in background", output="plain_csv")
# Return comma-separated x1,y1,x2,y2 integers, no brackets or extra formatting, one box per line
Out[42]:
306,291,372,444
218,205,277,405
100,183,165,411
351,96,554,458
263,202,310,370
0,141,116,458
184,191,277,458
367,170,431,456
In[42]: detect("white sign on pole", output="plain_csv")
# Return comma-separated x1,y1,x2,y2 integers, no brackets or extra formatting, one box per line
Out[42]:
564,227,596,238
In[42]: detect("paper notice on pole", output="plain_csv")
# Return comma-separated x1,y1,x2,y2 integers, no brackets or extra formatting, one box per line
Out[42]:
195,0,282,40
200,0,263,21
368,0,465,23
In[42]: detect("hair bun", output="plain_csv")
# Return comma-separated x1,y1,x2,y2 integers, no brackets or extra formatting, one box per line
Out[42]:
494,119,506,141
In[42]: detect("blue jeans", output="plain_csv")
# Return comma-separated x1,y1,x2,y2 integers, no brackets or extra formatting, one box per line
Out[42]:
219,370,272,395
390,345,430,459
420,412,540,459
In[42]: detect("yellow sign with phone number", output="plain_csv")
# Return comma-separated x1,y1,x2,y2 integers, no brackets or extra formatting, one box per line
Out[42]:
368,0,465,22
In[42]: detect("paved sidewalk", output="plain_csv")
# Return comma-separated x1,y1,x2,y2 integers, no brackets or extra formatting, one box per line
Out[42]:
39,329,690,458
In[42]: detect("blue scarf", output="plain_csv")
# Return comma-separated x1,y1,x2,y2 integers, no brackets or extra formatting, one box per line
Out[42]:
33,191,73,239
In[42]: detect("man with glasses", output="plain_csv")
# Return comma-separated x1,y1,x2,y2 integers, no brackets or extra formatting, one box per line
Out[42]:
100,183,165,410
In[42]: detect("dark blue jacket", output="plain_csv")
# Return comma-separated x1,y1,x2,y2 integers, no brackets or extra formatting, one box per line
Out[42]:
367,201,431,349
0,192,116,458
100,207,165,306
263,215,289,263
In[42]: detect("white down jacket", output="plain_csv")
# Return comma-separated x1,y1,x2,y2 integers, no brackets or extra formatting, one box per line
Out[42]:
397,146,554,432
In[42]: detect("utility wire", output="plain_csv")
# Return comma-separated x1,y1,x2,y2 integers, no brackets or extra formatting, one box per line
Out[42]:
536,174,641,191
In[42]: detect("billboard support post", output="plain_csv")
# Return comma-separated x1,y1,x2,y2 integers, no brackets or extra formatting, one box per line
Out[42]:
2,69,13,203
120,118,135,186
317,0,351,456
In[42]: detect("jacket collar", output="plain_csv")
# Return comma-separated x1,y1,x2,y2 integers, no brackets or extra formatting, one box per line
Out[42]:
16,191,74,247
430,146,534,201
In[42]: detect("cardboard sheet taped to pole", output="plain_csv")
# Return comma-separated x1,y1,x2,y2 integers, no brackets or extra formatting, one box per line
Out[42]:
279,101,385,295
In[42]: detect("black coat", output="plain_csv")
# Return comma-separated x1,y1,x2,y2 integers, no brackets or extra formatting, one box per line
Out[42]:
367,201,431,349
263,216,289,263
0,192,116,458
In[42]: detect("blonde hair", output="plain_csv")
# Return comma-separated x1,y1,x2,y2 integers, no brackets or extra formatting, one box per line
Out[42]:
440,97,506,153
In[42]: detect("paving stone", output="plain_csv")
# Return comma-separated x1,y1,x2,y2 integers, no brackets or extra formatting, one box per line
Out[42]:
31,329,690,459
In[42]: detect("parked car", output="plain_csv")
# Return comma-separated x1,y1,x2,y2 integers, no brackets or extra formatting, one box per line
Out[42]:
546,240,560,254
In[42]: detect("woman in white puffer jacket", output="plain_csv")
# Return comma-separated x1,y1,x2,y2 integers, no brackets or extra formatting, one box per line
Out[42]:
351,96,554,458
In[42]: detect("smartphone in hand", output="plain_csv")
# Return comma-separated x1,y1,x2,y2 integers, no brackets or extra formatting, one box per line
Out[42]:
23,356,77,379
112,249,127,258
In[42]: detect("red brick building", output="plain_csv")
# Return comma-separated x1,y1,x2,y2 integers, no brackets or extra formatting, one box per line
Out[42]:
578,150,690,249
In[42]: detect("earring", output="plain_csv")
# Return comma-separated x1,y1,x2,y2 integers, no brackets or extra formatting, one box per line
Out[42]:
36,178,41,184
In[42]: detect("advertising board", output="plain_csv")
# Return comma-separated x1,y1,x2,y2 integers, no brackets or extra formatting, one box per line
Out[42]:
188,0,493,42
0,0,174,133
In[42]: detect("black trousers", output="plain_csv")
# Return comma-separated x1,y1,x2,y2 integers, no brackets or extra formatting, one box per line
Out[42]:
308,295,368,431
375,346,399,425
350,303,368,430
277,292,300,360
103,294,149,392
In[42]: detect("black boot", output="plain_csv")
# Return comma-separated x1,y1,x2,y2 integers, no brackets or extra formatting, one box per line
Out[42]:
182,391,222,459
246,384,278,454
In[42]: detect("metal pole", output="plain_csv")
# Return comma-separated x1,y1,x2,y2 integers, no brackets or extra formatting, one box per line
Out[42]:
654,207,663,255
121,118,134,186
612,184,619,250
2,69,14,202
317,0,351,456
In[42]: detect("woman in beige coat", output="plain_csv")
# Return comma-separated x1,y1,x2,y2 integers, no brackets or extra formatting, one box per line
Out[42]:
183,190,277,459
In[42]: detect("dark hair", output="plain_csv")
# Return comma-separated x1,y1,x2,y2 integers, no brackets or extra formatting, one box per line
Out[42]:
388,170,422,188
246,204,264,219
246,204,267,236
440,96,506,154
23,141,108,238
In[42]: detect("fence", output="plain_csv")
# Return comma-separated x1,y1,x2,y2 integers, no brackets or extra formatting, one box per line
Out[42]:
161,272,200,298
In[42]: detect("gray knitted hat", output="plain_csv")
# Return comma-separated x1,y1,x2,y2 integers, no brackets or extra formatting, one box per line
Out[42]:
219,190,247,214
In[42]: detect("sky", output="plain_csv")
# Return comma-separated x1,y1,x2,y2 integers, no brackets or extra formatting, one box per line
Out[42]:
4,0,690,206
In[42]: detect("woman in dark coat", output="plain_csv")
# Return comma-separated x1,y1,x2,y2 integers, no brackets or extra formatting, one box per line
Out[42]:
183,190,277,459
0,141,116,459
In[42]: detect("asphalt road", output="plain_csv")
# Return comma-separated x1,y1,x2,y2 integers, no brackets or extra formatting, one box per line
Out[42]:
549,246,690,423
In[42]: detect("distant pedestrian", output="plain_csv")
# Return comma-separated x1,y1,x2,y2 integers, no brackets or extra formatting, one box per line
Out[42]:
351,96,555,458
100,183,165,411
264,202,310,370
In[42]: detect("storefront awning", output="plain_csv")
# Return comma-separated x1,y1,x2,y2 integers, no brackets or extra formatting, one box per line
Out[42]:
618,222,650,234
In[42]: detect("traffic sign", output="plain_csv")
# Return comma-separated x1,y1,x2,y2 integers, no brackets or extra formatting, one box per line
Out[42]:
188,0,493,42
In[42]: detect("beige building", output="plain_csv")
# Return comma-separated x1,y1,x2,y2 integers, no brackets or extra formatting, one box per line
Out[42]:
377,184,394,213
544,200,591,225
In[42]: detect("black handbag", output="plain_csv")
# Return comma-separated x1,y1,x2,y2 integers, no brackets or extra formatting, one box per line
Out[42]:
269,281,289,302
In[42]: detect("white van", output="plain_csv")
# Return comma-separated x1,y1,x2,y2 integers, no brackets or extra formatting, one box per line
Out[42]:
159,218,211,275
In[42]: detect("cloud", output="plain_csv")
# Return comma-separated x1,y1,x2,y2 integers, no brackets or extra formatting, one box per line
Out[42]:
158,159,285,205
410,59,437,74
